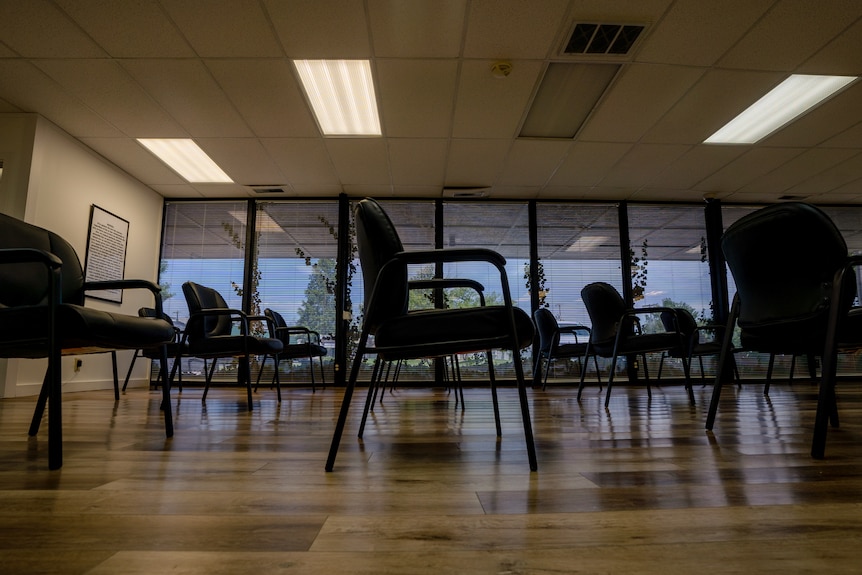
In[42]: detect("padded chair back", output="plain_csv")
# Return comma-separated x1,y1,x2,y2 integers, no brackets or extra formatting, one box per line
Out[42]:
533,308,561,354
263,308,288,342
660,308,698,338
581,282,628,348
182,281,233,340
354,198,409,333
722,202,854,350
0,212,85,307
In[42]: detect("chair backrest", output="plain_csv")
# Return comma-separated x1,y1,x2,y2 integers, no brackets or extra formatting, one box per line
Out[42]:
581,282,627,346
722,202,854,348
181,282,233,340
0,212,85,307
263,308,288,343
533,308,561,353
354,198,409,333
660,308,697,336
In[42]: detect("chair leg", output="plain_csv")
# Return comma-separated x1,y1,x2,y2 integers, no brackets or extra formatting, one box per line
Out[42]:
202,358,218,402
111,351,120,401
604,354,619,408
318,355,326,390
511,345,537,472
487,351,501,437
240,356,253,411
254,354,269,391
577,344,592,400
28,369,51,437
273,356,282,402
706,297,740,431
326,332,370,472
359,356,383,438
122,352,139,392
158,344,173,438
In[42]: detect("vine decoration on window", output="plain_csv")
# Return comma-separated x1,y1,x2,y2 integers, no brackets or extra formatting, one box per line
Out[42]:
222,221,265,337
524,258,548,308
630,239,648,302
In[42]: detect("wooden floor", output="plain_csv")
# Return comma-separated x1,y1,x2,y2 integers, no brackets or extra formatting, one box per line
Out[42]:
1,376,860,574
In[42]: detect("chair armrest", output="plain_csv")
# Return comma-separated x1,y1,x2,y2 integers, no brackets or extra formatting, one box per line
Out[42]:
84,279,166,315
0,247,62,268
393,247,507,268
408,278,487,307
187,307,251,335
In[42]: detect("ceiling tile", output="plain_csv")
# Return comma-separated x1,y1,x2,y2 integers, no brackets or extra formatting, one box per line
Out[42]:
261,138,339,187
762,81,862,147
34,59,186,137
497,140,570,187
549,142,632,187
695,147,805,193
719,0,862,72
264,0,371,58
598,143,690,188
0,60,123,138
463,0,570,59
388,139,448,186
0,0,105,58
81,137,185,185
368,0,466,58
56,0,195,58
799,16,862,75
160,0,282,57
205,59,318,138
452,60,543,139
376,59,458,138
737,147,859,195
578,63,703,143
324,138,390,186
636,0,774,66
777,151,862,197
445,139,511,187
196,138,287,186
122,59,252,137
650,145,747,190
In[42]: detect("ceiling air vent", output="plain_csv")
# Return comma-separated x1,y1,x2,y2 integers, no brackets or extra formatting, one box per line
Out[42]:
251,187,285,194
564,23,645,56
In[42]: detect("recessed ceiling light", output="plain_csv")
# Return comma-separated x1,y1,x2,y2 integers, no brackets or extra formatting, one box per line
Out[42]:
566,235,609,252
704,74,858,144
293,59,382,136
137,139,232,183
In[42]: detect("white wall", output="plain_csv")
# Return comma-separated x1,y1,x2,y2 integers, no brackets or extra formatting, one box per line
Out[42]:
1,115,165,397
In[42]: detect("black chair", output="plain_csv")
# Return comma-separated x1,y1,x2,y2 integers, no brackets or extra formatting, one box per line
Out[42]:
325,198,537,472
178,281,283,410
533,308,599,390
256,308,327,392
577,282,692,407
657,308,726,383
0,212,175,469
122,307,188,392
704,202,862,459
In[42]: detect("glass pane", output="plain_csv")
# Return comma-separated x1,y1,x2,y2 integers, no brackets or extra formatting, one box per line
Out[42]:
627,204,713,378
443,201,530,381
352,199,437,382
160,201,250,382
255,201,339,384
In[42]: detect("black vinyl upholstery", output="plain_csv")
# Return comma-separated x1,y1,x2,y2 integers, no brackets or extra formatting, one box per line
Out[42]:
179,281,283,408
257,308,327,392
705,202,862,459
0,212,175,469
578,282,692,407
325,198,537,472
533,308,597,390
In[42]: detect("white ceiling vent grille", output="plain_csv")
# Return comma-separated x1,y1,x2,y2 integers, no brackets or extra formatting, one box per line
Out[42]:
563,23,646,57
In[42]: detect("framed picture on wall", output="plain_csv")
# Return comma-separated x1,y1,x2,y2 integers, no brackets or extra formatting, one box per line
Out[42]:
83,205,129,303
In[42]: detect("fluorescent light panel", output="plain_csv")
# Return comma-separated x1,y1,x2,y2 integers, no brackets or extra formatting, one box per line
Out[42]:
293,59,381,136
137,139,232,183
705,74,857,144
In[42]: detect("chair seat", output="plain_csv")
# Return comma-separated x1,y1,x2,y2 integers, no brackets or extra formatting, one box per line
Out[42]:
282,342,327,359
0,304,175,357
554,342,589,357
187,335,282,358
375,306,534,353
593,331,681,357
